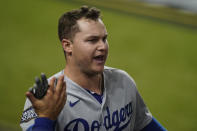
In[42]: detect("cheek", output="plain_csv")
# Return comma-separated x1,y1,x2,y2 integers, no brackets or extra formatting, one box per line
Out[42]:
74,45,94,59
106,43,109,53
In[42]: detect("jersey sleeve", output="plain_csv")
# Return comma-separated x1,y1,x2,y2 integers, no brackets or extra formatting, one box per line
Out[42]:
141,117,167,131
116,69,152,130
27,117,56,131
20,98,38,131
134,88,152,131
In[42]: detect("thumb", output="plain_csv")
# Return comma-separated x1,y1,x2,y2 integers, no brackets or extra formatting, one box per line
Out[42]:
26,91,37,104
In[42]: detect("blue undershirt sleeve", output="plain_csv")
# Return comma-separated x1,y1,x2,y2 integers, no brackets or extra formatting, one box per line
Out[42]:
141,117,167,131
26,117,56,131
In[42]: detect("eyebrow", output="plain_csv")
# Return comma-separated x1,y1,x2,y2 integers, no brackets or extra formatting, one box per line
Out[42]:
86,34,108,39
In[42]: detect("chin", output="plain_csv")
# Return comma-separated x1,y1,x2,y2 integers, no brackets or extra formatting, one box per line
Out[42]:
93,65,104,74
83,66,104,76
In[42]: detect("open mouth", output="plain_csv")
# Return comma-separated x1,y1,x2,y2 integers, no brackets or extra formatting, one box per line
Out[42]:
93,55,105,62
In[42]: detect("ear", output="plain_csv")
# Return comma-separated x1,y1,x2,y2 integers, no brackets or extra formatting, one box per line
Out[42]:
61,39,73,55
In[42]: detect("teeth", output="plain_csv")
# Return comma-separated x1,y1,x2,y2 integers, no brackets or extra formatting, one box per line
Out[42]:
94,55,104,60
95,55,102,58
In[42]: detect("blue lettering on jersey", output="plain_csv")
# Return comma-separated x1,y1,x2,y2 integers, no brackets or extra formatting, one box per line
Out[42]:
64,118,89,130
64,102,132,131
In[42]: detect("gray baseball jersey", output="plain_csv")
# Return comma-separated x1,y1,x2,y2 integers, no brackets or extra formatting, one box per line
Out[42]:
20,66,152,131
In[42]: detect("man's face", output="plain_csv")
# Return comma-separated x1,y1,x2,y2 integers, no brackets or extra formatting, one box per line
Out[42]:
71,18,108,75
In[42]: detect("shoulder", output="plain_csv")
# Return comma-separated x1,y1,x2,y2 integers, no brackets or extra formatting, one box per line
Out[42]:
104,66,136,88
104,66,130,76
47,70,64,82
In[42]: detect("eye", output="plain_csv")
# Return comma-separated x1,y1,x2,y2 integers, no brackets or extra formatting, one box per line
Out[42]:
88,39,97,42
103,35,108,43
86,38,99,44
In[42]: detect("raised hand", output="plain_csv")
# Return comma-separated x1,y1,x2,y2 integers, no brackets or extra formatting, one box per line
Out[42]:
26,75,66,120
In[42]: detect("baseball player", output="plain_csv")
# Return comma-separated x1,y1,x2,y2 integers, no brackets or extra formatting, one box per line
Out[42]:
20,6,166,131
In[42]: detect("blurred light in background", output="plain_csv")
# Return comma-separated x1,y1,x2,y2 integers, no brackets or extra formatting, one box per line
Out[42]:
140,0,197,13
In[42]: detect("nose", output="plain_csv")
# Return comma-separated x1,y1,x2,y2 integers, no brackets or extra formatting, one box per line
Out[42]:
97,40,108,51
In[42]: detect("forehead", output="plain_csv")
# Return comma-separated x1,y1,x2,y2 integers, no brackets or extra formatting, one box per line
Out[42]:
76,18,107,37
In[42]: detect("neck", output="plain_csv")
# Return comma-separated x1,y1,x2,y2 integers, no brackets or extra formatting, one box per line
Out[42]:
64,65,103,94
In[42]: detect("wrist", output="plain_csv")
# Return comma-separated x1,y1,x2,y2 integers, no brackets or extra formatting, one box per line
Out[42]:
38,114,57,121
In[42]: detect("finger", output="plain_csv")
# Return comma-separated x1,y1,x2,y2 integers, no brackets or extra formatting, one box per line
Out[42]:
26,91,37,104
61,91,67,109
35,77,42,88
41,73,48,88
63,82,67,100
55,75,65,93
62,86,67,103
49,77,56,92
60,83,66,101
59,95,66,110
57,85,66,108
29,84,36,94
